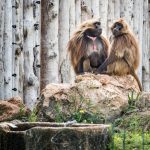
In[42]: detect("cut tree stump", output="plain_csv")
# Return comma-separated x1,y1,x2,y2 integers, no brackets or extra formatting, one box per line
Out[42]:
0,122,111,150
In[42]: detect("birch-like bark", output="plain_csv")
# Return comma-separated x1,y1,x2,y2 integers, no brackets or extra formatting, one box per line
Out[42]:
12,0,24,98
75,0,81,26
99,0,108,36
18,0,24,98
69,0,76,83
148,0,150,90
33,0,41,92
81,0,92,22
12,0,17,97
33,0,41,79
23,0,39,109
120,0,133,28
133,0,143,84
107,0,114,37
0,0,5,99
41,0,59,89
91,0,99,18
114,0,120,19
59,0,70,83
142,0,149,91
3,0,13,99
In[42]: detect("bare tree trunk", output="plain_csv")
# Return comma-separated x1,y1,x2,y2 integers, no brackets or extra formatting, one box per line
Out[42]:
23,0,39,109
75,0,81,26
3,0,13,99
91,0,99,18
0,0,5,99
12,0,24,98
133,0,143,84
81,0,92,22
107,0,114,37
33,0,41,94
18,0,24,99
69,0,76,83
142,0,149,91
41,0,59,90
120,0,133,28
59,0,70,83
114,0,120,19
99,0,108,36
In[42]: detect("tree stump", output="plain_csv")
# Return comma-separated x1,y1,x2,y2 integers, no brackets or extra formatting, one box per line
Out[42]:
0,122,111,150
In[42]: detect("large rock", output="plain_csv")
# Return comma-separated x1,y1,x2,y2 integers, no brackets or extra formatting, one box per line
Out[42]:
0,97,29,122
36,73,140,122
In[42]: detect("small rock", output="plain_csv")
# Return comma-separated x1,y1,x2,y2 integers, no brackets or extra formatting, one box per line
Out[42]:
0,97,29,122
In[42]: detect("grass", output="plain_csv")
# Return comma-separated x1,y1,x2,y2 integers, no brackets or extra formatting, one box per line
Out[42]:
114,131,150,150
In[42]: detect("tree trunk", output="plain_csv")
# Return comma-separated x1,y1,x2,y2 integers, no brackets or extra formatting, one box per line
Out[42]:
3,0,13,99
91,0,99,18
99,0,108,36
142,0,149,91
107,0,114,37
58,0,70,83
33,0,41,94
81,0,92,22
0,0,5,99
23,0,39,109
75,0,81,26
12,0,24,98
120,0,133,28
69,0,76,83
133,0,143,84
41,0,59,90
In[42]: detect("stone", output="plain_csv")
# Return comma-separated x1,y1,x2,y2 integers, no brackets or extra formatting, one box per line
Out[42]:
0,97,29,122
0,122,111,150
36,73,140,122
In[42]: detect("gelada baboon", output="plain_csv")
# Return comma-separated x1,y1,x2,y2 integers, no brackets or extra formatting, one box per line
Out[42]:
97,18,142,91
67,19,109,74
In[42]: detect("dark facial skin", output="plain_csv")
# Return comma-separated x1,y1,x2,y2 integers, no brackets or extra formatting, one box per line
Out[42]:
112,23,123,36
85,21,102,37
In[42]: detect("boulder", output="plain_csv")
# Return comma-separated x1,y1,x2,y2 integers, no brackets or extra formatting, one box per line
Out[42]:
36,73,140,122
0,97,29,122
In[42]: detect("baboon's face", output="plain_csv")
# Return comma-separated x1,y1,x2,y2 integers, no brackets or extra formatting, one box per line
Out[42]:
111,19,128,37
80,20,102,37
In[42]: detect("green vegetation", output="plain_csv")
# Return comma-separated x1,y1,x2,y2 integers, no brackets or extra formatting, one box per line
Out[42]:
112,91,150,149
54,96,105,123
28,108,38,122
114,131,150,150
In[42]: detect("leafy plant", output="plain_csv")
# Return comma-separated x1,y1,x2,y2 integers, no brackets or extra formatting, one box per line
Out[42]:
54,95,105,124
123,90,140,114
28,108,37,122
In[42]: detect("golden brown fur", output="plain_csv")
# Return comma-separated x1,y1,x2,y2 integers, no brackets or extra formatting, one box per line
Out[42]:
97,18,142,91
67,19,109,74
